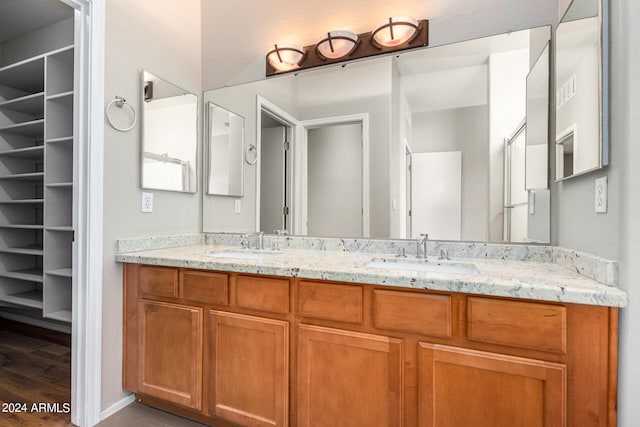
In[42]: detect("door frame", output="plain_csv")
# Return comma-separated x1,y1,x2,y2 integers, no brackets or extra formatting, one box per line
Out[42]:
299,114,370,237
60,0,105,426
256,96,299,233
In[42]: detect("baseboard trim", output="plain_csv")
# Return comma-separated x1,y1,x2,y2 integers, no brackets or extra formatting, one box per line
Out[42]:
100,393,136,421
0,312,71,334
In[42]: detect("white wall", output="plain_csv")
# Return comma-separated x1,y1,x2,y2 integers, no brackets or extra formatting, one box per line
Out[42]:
488,48,530,242
202,77,299,233
102,0,202,411
412,106,490,241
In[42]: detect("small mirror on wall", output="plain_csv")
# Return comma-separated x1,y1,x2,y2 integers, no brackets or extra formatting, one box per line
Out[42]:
141,70,198,192
206,102,244,197
555,0,608,180
525,42,550,190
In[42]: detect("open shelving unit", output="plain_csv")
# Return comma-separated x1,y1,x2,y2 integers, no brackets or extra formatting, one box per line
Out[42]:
0,41,74,324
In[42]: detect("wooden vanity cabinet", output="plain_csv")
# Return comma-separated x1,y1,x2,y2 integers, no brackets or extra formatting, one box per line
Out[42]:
124,264,290,427
123,264,618,427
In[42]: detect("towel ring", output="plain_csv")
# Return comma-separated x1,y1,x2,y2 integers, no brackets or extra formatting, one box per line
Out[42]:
106,96,136,132
245,144,258,165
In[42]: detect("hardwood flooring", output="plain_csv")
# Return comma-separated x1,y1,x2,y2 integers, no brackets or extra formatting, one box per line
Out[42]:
97,402,211,427
0,319,71,426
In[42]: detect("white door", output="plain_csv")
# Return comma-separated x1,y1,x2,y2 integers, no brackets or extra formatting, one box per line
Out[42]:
411,151,462,240
307,123,363,237
260,126,286,233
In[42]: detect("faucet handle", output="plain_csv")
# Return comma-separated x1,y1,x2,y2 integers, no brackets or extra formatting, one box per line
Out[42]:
419,233,429,240
274,229,288,236
240,234,250,249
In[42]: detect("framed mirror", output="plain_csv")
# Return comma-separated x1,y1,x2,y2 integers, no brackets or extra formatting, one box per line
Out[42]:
525,42,550,190
555,0,608,180
206,102,245,196
203,26,551,244
141,70,198,192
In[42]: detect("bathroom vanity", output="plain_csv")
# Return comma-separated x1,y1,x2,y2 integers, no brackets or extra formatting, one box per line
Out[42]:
118,236,625,427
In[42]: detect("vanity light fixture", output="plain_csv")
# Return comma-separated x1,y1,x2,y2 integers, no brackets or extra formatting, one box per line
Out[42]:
315,30,359,60
371,16,421,48
266,17,428,76
266,44,306,72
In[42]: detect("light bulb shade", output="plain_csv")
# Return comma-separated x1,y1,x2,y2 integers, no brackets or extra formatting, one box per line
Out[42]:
315,30,359,60
372,16,420,48
267,44,306,72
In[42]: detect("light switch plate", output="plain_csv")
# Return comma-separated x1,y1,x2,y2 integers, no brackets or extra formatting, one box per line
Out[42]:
528,191,535,215
234,199,242,214
141,192,153,213
595,176,607,213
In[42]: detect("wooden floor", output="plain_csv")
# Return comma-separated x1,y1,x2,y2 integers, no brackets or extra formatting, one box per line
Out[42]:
97,402,212,427
0,319,72,427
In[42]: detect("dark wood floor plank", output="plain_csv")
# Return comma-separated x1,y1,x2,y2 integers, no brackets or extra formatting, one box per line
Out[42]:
0,321,71,426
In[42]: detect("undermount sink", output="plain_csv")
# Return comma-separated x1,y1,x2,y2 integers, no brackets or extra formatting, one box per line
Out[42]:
205,250,282,260
363,258,479,275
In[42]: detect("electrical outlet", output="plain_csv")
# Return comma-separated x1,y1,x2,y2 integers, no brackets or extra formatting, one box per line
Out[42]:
234,199,241,214
595,176,607,213
141,192,153,213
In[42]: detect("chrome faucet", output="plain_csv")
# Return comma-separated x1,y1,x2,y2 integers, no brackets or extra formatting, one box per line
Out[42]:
416,233,429,259
244,232,264,250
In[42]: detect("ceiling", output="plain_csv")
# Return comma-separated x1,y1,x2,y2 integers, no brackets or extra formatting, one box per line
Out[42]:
0,0,72,42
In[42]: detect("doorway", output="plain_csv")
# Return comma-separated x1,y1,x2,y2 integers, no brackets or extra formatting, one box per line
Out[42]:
299,114,369,238
259,110,293,234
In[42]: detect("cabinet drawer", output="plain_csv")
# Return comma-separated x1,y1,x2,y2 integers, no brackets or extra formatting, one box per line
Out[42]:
236,275,290,314
373,289,452,337
180,270,229,305
138,266,179,299
297,281,363,324
467,297,567,353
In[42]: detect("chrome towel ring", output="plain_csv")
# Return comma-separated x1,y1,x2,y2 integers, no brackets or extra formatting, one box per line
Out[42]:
106,96,136,132
245,144,258,165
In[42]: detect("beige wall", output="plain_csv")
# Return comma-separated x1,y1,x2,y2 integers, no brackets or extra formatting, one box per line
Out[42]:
101,0,202,410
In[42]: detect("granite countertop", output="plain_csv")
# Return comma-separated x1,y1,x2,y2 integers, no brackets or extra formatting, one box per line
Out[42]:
115,239,627,308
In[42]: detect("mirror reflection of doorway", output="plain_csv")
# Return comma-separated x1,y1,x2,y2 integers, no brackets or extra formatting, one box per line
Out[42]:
306,123,363,237
504,120,528,243
259,111,292,234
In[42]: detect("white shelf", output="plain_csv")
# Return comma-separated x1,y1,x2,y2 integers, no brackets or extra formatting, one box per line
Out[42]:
45,309,71,323
46,268,72,278
0,145,44,159
0,119,44,136
0,92,45,115
0,37,73,325
46,182,72,188
45,226,73,232
0,245,43,256
46,136,72,144
0,268,43,282
0,172,44,181
0,290,43,309
0,199,43,204
46,91,73,101
0,224,44,230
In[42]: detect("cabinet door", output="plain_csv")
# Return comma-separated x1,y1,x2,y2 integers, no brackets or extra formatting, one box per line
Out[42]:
138,300,203,410
297,324,403,427
208,311,289,427
418,343,566,427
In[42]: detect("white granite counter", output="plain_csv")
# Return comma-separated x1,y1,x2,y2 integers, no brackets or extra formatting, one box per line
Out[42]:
115,237,627,308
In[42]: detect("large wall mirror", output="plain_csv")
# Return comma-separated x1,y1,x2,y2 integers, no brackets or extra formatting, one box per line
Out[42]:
141,70,198,192
555,0,608,180
206,102,245,197
203,26,551,244
526,42,550,190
